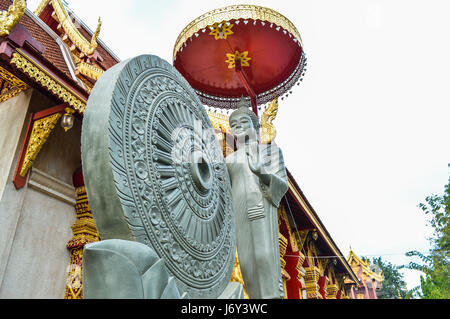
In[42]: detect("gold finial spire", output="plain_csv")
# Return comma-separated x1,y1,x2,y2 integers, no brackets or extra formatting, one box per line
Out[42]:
0,0,26,37
87,17,101,55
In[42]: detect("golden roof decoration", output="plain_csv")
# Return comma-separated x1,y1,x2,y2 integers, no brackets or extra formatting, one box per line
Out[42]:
0,63,30,102
38,0,102,56
347,250,384,283
0,0,26,36
34,0,48,16
207,110,231,133
76,61,104,81
11,50,87,113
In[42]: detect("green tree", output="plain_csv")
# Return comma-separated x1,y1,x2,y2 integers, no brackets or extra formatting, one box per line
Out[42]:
403,165,450,299
370,257,408,299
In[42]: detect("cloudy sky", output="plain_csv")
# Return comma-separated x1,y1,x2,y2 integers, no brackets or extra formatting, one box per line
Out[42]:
27,0,449,290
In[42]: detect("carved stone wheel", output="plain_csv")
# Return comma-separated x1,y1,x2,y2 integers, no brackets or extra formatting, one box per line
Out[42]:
81,55,235,298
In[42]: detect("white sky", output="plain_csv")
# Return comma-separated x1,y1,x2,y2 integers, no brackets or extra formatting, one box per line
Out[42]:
27,0,450,292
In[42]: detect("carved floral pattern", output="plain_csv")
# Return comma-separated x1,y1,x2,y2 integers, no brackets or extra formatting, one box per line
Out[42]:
20,113,61,177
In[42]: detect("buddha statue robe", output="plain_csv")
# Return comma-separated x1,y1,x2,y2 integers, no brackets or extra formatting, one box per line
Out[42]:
226,142,288,299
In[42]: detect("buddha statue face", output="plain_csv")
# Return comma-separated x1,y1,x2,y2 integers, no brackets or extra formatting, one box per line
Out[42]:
230,112,257,144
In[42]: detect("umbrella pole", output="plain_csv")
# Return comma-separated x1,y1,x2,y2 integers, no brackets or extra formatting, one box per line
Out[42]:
235,64,258,117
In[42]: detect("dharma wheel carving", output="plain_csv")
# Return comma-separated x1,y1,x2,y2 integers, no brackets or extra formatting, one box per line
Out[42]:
81,54,235,298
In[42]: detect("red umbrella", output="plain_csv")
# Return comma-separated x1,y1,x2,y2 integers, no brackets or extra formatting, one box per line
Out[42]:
173,5,307,116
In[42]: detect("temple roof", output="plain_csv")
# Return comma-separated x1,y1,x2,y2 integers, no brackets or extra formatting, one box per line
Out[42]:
0,0,71,75
347,250,384,283
33,0,119,92
285,168,360,285
0,0,120,112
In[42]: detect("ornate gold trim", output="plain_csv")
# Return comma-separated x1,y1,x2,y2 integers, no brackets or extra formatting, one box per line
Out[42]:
76,61,104,81
347,250,384,282
279,232,288,269
50,0,101,56
34,0,49,16
0,0,26,37
20,113,61,177
297,251,306,279
304,266,322,299
0,78,25,101
11,51,86,113
0,64,30,102
327,283,339,299
174,4,303,59
207,110,231,133
65,186,99,299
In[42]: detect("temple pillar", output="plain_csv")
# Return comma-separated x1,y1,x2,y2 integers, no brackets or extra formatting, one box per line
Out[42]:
304,264,322,299
278,205,307,299
296,251,307,299
363,280,370,299
64,167,99,299
318,275,329,299
327,282,339,299
325,266,339,299
372,280,378,299
303,238,322,299
350,285,356,299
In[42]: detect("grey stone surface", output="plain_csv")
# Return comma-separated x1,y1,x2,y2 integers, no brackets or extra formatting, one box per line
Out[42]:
0,89,79,298
0,89,31,201
28,168,76,205
83,239,184,299
218,282,245,299
81,54,235,299
225,104,289,299
0,185,75,298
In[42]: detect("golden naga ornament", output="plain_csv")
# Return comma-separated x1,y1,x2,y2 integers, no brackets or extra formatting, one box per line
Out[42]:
0,0,26,37
260,98,279,144
87,17,102,55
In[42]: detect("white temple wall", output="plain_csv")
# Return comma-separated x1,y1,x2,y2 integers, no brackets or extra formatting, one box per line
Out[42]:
0,91,81,298
0,89,32,201
0,185,75,298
